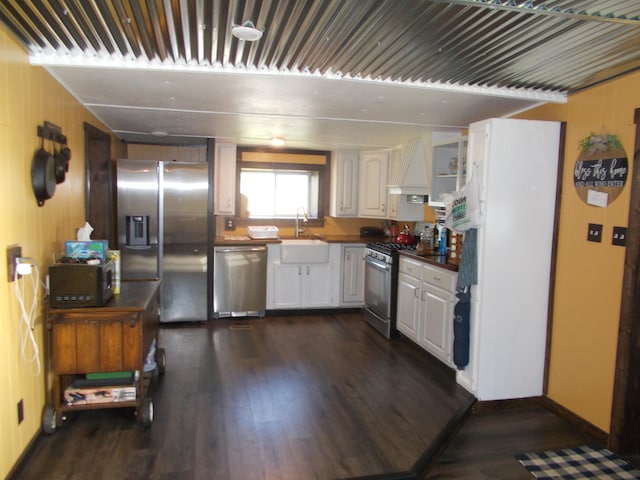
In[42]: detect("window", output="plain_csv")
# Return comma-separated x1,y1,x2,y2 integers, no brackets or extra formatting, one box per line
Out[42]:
235,148,329,226
240,168,319,219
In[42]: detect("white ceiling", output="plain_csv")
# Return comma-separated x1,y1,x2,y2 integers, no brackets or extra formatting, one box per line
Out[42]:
47,64,553,150
5,0,638,151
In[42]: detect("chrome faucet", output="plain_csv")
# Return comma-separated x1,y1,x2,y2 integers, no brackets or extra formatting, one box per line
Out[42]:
295,206,308,238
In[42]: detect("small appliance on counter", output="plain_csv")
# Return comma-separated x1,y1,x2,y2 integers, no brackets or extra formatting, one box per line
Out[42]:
360,226,385,238
49,259,114,308
395,224,416,245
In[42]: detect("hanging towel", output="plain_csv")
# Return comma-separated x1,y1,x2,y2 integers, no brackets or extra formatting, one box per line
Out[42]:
453,290,471,370
453,227,478,370
456,227,478,289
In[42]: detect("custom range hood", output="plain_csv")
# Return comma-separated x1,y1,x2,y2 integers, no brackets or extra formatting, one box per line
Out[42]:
388,138,430,195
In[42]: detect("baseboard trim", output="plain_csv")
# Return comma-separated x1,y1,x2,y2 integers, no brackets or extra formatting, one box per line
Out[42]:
541,396,608,447
469,395,608,447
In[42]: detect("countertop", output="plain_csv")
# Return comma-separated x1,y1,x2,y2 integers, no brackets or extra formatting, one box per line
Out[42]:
214,234,379,246
398,250,459,273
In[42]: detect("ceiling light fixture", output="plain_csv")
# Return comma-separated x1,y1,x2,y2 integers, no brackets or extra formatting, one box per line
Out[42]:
270,136,285,147
231,21,263,41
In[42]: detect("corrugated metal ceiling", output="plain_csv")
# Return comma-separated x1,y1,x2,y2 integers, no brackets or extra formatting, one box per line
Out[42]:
1,0,640,94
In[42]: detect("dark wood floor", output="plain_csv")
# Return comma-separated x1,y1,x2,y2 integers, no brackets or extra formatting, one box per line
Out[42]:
12,312,604,479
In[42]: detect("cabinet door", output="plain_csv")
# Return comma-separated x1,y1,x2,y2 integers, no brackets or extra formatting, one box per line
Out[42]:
330,151,359,217
304,263,334,307
358,151,388,218
342,246,365,305
272,263,303,308
214,143,236,215
419,283,455,365
429,137,466,207
396,272,421,341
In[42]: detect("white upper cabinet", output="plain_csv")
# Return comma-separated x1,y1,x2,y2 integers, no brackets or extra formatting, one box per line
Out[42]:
429,136,467,207
387,148,425,221
330,151,359,217
358,150,389,218
214,142,236,215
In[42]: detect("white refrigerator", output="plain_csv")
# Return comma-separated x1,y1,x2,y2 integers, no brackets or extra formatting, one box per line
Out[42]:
456,118,561,401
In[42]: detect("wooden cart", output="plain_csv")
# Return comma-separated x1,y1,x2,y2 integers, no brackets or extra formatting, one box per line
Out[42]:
43,280,164,433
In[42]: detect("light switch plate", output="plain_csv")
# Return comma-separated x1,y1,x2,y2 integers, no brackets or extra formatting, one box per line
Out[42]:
587,223,602,243
612,226,627,246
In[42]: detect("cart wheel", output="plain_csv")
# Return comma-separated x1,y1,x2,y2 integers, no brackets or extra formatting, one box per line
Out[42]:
140,398,154,427
156,347,166,375
42,404,57,434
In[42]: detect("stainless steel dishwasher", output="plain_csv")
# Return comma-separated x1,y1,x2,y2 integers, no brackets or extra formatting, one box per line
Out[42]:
213,245,267,318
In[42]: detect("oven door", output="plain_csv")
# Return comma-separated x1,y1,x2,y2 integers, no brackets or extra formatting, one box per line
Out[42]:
364,254,392,320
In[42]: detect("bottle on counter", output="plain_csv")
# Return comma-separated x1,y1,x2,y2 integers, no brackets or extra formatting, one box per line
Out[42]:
437,224,448,255
420,226,433,254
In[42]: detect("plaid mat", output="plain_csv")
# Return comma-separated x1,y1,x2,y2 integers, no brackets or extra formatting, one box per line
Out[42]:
516,445,640,479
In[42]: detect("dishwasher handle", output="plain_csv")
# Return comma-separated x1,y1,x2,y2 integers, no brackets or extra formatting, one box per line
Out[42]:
215,246,267,253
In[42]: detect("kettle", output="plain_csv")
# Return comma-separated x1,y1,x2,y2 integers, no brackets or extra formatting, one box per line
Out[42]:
396,224,416,245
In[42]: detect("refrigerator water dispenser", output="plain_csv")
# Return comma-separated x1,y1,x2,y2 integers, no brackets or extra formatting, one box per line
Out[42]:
126,215,149,246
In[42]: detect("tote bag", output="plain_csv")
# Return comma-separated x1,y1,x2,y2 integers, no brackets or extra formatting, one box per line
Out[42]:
443,169,481,233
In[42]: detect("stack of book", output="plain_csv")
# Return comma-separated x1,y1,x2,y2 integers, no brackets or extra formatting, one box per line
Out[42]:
63,371,137,405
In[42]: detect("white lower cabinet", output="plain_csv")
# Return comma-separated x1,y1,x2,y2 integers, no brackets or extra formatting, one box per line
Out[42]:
267,243,341,309
341,245,365,305
397,257,458,366
397,270,421,341
272,263,334,308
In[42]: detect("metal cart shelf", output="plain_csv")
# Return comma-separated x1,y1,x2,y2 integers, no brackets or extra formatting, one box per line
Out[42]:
43,280,163,432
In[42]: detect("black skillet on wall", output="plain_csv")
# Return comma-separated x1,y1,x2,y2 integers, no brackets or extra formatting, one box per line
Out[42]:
53,145,71,184
33,122,71,206
31,146,56,206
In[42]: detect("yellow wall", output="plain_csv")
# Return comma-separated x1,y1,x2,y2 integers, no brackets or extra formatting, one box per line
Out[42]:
514,72,639,432
0,27,123,478
2,15,635,475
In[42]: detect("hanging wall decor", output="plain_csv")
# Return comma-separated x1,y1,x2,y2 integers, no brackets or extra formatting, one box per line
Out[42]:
32,121,71,206
573,133,628,207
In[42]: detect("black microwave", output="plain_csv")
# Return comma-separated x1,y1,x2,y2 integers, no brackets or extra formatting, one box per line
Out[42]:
49,260,114,308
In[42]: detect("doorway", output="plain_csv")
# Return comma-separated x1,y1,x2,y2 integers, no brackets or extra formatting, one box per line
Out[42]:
84,123,115,247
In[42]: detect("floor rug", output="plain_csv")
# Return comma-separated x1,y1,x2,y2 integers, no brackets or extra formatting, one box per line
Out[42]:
516,445,640,479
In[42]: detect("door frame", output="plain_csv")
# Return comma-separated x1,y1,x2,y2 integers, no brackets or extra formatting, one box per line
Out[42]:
609,108,640,453
83,123,114,246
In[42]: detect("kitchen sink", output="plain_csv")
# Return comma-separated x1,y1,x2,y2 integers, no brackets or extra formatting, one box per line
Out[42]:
280,239,329,264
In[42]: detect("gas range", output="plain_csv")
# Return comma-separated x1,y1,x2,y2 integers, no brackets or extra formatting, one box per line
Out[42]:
365,242,416,264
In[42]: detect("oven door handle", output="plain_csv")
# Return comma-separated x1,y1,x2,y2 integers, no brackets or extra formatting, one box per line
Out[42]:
364,255,391,272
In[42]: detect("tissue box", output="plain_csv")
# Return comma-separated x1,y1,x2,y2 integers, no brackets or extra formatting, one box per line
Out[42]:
64,240,109,260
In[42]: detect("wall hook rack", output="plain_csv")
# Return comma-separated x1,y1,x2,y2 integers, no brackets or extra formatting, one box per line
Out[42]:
37,121,67,145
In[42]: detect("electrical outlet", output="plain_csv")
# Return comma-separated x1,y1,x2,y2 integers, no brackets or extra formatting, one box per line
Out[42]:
225,217,235,230
6,245,22,282
17,399,24,424
612,226,627,246
587,223,602,243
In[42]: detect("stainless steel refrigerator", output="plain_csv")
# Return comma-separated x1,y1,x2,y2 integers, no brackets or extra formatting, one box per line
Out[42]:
117,159,211,323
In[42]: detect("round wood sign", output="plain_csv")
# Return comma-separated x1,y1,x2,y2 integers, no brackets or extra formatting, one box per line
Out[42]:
573,136,628,206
